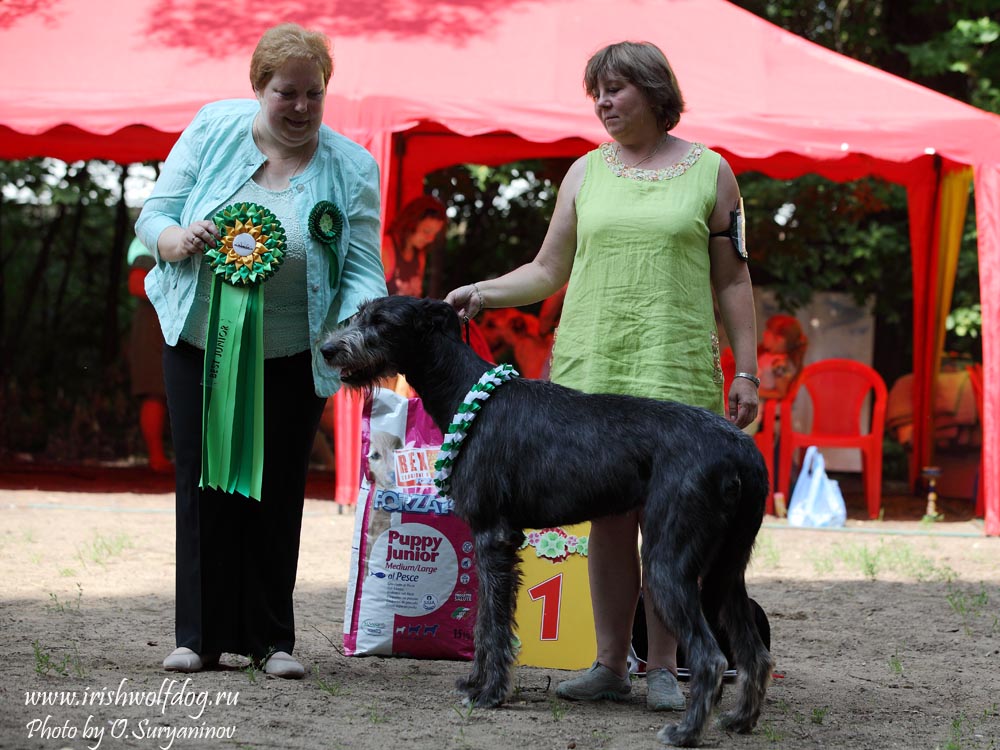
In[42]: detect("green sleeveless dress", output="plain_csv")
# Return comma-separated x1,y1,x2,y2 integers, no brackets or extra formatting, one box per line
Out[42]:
549,142,725,414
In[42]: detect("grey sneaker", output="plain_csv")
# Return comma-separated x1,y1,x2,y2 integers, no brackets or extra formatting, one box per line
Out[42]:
556,662,631,701
646,668,685,711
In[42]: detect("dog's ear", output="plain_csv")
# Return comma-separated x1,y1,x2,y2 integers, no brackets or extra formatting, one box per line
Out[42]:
417,298,463,340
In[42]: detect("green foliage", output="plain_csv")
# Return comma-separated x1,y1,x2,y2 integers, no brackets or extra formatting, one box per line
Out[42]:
899,16,1000,113
729,1,989,373
742,173,910,319
423,160,564,305
1,158,142,459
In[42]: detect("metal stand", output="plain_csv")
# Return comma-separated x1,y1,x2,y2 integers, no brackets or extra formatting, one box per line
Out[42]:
922,466,942,522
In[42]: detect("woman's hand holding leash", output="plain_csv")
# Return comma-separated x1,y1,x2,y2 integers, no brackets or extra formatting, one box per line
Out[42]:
445,283,485,322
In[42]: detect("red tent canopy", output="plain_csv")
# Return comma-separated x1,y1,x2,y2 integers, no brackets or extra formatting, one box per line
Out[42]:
2,0,998,533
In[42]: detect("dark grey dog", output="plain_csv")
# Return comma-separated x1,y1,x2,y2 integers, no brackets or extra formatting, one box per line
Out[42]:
322,295,772,748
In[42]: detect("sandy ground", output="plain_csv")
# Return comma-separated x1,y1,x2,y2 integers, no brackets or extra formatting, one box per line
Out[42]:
2,482,999,750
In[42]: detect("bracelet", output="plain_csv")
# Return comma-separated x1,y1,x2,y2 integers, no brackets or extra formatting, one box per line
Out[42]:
470,282,485,317
734,372,761,388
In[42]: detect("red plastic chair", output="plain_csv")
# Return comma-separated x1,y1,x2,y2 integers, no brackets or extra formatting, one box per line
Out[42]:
777,359,888,520
966,363,985,518
754,398,781,515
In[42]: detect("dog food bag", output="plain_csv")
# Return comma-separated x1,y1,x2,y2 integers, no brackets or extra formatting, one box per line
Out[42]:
343,387,477,660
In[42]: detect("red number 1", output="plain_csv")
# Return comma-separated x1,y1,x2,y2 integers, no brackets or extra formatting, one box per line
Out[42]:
527,573,563,641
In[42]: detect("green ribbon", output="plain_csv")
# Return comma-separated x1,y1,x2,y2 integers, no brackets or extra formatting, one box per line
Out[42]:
200,202,285,501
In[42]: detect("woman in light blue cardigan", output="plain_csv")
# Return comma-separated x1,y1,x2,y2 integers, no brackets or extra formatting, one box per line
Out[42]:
136,23,386,679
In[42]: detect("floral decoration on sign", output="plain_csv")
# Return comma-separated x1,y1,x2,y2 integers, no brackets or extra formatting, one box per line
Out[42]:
520,527,589,564
206,202,285,286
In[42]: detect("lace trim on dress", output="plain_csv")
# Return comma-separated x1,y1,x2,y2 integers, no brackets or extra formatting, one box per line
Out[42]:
600,141,705,181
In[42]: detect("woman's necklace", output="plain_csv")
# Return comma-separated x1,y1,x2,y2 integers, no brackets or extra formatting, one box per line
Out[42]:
616,134,669,170
253,119,312,190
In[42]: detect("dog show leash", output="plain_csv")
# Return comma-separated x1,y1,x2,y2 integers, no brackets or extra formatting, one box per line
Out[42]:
433,363,519,498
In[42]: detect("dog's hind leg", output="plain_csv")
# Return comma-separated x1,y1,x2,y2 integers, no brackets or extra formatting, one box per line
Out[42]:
644,549,728,747
456,523,524,708
707,572,773,733
702,474,772,734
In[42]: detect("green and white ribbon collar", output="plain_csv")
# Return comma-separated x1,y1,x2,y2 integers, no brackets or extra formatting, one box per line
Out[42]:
433,364,519,498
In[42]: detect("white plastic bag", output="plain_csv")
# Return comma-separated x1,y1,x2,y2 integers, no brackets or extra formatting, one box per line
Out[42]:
787,446,846,528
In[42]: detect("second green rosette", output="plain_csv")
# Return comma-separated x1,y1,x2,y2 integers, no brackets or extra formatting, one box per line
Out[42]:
201,202,286,502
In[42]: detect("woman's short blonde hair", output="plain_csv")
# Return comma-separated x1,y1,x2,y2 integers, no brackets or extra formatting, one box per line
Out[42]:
584,41,685,132
250,23,333,91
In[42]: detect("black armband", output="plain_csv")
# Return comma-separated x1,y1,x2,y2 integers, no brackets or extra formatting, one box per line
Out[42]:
709,196,747,261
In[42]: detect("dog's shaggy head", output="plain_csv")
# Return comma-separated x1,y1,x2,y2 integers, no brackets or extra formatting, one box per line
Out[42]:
320,295,462,387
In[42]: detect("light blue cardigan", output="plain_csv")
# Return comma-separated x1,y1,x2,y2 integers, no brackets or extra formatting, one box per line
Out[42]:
135,99,387,397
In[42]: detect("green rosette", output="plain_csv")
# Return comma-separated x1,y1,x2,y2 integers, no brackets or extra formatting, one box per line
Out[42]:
206,202,286,285
308,200,343,288
200,202,285,502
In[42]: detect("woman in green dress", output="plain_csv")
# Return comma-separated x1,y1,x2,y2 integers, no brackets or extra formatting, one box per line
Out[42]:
445,40,759,711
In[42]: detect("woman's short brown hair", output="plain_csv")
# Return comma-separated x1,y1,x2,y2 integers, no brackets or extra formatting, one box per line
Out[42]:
250,23,333,92
584,41,686,132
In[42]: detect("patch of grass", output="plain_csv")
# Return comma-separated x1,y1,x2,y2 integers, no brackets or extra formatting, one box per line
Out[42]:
943,712,968,750
33,641,85,678
811,706,829,725
45,583,82,615
811,554,835,576
368,701,388,724
549,697,569,721
946,583,995,636
752,532,780,569
760,722,784,742
451,725,475,750
812,541,956,582
940,709,1000,750
888,649,903,675
511,674,525,701
315,671,347,697
241,648,272,685
590,729,612,746
452,703,476,723
76,531,133,567
33,640,67,676
58,567,77,578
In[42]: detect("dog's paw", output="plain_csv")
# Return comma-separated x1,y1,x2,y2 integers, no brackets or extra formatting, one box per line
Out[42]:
456,680,507,709
455,674,480,694
656,723,701,748
717,709,757,734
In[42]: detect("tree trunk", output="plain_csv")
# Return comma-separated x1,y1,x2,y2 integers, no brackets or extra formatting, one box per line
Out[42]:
101,165,130,365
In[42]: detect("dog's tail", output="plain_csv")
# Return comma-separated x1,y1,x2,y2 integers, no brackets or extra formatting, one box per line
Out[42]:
699,452,772,733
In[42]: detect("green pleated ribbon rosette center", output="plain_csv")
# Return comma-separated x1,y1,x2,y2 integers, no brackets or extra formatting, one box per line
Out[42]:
200,202,286,502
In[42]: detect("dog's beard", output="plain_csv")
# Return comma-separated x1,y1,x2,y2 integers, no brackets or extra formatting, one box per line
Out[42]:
322,328,401,387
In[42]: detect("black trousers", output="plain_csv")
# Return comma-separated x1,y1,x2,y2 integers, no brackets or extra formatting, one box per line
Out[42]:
163,341,325,660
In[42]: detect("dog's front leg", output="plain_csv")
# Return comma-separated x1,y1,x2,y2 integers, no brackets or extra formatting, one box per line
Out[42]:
456,525,524,708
